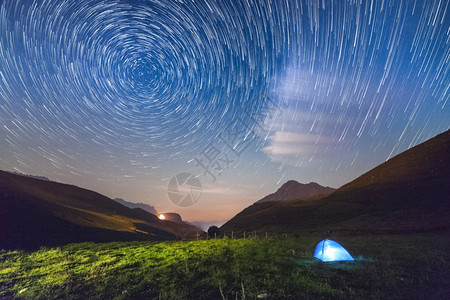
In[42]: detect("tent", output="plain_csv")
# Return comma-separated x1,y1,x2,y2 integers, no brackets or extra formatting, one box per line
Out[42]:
314,239,354,262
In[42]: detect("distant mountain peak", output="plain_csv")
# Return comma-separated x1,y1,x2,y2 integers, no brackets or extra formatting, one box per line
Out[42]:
281,180,301,187
113,198,157,216
284,180,299,184
256,180,336,203
159,212,183,224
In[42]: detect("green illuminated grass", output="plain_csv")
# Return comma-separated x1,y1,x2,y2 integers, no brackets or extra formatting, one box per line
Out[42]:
1,234,449,299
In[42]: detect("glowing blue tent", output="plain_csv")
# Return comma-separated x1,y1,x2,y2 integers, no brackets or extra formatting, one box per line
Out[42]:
314,239,354,262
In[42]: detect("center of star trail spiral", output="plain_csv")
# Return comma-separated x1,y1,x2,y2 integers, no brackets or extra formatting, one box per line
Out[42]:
0,0,271,158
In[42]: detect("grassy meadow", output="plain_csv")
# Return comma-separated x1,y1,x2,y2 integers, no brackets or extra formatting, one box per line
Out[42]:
1,233,449,299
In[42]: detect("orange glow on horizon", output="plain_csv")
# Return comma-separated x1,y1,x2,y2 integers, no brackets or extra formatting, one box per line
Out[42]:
158,214,165,220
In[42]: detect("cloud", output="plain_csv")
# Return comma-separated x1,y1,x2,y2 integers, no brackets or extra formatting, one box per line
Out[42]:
257,65,351,165
201,185,240,195
263,131,334,162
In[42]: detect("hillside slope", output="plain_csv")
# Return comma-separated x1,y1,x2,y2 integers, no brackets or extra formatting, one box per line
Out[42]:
0,171,202,250
221,130,450,234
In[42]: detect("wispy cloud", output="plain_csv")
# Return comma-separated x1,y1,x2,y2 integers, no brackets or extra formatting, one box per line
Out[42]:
263,131,333,162
258,66,348,165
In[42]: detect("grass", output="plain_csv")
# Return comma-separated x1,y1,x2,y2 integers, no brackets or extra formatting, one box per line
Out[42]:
1,233,449,299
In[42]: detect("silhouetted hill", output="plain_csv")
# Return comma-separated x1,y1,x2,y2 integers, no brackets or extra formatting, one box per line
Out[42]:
0,171,203,250
221,130,450,234
113,198,158,215
160,212,183,223
256,181,336,203
9,171,50,181
159,212,204,233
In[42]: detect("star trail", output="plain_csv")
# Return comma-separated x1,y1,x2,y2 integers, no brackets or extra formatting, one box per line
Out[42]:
0,0,448,222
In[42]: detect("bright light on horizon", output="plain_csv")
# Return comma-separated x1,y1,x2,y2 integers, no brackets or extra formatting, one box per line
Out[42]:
158,214,165,220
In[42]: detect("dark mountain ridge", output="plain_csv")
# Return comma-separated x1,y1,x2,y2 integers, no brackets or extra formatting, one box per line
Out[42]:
221,130,450,234
0,171,202,250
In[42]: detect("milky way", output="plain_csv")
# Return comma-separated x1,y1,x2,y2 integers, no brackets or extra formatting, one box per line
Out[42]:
0,0,448,221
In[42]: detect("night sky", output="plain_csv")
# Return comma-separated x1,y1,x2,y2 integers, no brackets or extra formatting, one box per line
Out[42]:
0,0,448,224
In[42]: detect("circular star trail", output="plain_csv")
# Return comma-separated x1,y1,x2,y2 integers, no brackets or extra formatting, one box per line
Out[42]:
0,0,448,217
0,0,272,157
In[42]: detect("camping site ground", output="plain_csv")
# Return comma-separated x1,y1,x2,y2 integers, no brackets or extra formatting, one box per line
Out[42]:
1,233,449,299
